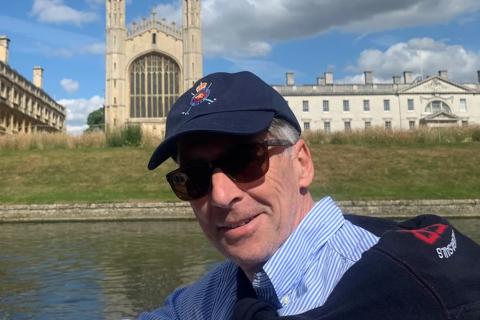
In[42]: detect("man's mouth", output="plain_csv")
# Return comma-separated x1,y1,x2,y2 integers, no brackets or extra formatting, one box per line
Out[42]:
219,214,259,230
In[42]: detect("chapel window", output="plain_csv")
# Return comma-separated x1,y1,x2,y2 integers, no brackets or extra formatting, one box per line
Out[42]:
129,53,180,118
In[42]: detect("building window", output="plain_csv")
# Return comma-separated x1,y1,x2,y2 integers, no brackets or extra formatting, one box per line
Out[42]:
302,100,309,112
114,80,116,88
365,121,371,129
113,97,117,104
363,100,370,111
324,121,331,134
425,100,452,114
344,121,351,132
385,121,392,130
323,100,329,112
130,53,180,118
459,99,467,112
462,120,469,127
384,99,390,112
304,121,310,130
343,100,350,112
407,99,414,111
409,120,415,130
152,33,157,44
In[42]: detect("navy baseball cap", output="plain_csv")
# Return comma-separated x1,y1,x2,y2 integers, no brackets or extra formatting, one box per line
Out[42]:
148,71,301,170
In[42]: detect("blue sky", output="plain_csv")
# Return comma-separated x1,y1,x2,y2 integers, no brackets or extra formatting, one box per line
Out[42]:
1,0,480,134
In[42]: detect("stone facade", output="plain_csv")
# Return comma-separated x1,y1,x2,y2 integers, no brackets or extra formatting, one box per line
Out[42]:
0,36,66,135
105,0,203,136
274,71,480,133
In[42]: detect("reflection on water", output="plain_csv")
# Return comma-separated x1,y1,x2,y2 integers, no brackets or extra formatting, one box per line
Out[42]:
0,217,478,319
0,220,222,320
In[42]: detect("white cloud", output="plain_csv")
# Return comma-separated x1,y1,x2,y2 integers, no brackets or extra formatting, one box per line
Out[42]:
335,73,390,84
58,95,104,135
348,38,480,82
66,124,89,136
343,0,480,33
60,78,79,94
31,0,98,25
201,0,480,58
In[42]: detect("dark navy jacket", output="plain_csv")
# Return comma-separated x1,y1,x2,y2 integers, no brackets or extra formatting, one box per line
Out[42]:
234,215,480,320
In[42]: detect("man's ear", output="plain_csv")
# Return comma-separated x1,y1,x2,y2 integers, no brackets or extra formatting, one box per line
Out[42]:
293,139,314,191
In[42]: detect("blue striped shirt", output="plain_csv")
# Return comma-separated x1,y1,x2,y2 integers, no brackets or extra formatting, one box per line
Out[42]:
139,197,379,319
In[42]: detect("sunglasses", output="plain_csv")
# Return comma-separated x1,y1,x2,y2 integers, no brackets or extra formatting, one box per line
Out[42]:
166,139,293,201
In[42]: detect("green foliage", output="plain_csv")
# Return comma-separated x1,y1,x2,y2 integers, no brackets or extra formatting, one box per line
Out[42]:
122,125,142,146
2,144,480,204
106,126,142,147
86,107,105,132
303,126,480,146
472,129,480,142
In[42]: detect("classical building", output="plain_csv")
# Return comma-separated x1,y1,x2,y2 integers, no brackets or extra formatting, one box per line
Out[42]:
0,36,66,135
105,0,203,135
274,70,480,133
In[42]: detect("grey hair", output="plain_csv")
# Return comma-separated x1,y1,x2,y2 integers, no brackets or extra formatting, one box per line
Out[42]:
267,117,300,144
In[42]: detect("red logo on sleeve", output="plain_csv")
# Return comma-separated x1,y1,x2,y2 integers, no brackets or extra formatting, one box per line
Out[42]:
399,224,448,245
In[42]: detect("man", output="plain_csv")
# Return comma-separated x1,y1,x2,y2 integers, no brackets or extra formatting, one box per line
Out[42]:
141,72,480,320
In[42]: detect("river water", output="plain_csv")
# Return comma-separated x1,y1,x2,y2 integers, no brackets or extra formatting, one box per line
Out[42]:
0,218,479,320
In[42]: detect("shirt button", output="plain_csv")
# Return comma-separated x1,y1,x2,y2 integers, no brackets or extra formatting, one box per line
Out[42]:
281,295,290,306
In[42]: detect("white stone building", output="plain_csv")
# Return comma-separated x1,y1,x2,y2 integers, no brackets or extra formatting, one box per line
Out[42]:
274,71,480,133
105,0,203,135
0,36,66,135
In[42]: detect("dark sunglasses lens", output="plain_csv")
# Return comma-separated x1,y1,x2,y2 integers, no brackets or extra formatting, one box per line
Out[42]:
167,166,212,200
222,143,268,182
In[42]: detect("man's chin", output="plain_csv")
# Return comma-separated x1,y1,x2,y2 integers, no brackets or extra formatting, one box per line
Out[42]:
220,245,270,272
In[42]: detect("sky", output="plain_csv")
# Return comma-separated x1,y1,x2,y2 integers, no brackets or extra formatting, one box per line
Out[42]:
1,0,480,135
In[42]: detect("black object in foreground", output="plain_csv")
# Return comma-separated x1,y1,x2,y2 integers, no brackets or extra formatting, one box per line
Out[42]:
235,215,480,320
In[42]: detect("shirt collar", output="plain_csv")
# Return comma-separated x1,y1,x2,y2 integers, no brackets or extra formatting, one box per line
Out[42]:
255,196,345,300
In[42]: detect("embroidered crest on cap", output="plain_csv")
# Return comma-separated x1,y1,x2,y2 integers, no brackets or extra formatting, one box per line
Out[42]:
182,82,216,115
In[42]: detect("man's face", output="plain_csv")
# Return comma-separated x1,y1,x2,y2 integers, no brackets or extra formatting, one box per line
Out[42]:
177,133,313,276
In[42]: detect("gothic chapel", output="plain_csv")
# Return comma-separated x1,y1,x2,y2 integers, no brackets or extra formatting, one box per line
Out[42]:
105,0,202,135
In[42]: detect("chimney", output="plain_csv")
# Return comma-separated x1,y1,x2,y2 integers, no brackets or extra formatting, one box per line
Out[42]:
477,70,480,83
364,71,373,84
33,66,43,88
438,70,448,79
286,72,295,86
393,75,401,84
0,35,10,64
316,76,325,86
403,71,412,84
324,71,333,85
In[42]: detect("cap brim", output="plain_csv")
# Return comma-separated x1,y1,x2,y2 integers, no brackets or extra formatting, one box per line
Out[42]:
147,110,275,170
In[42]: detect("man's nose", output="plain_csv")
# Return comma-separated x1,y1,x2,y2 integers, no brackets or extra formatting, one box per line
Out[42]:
209,169,243,208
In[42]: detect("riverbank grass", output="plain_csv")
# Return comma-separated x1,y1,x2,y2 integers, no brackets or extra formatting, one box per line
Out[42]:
1,135,480,203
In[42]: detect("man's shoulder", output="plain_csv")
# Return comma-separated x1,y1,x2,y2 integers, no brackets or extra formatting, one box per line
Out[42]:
139,261,238,319
182,260,238,296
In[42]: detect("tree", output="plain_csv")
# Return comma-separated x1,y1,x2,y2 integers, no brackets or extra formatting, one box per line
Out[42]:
86,106,105,132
